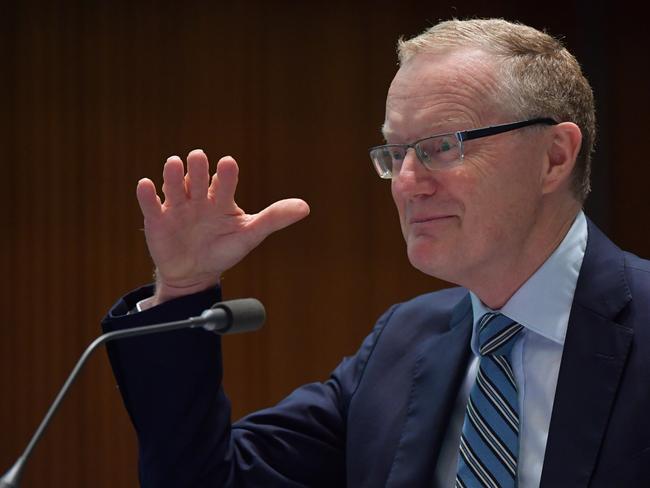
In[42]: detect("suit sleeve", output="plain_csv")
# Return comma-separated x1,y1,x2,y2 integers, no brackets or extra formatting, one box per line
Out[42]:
102,285,392,487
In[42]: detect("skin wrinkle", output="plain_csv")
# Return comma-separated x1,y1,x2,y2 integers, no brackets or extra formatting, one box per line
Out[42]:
386,48,581,308
384,55,502,146
381,114,464,142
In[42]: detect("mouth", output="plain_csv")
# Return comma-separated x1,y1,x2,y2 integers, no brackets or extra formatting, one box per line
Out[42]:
409,215,455,225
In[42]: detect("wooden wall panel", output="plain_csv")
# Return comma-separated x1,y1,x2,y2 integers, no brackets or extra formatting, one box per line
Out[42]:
0,1,647,486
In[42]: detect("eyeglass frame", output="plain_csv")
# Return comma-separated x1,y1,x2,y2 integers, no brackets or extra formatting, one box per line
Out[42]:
369,117,559,179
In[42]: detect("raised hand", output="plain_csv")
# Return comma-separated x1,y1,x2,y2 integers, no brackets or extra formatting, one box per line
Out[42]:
136,149,310,306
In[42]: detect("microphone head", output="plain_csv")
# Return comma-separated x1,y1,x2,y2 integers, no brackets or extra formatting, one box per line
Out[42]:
208,298,266,334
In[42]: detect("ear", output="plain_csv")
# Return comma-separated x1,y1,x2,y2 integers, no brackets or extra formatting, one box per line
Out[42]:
541,122,582,195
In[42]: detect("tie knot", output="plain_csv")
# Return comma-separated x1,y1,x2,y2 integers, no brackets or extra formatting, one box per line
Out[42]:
477,312,523,357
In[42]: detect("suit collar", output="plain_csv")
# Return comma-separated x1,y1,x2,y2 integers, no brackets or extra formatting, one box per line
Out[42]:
571,219,632,317
540,218,634,487
385,294,473,487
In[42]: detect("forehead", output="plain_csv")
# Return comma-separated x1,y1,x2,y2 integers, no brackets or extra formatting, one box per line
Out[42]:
383,49,502,140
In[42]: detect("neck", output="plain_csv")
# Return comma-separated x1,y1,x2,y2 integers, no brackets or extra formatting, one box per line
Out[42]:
470,200,581,309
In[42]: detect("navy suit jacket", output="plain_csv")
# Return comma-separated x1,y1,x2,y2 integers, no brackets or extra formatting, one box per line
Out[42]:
103,220,650,487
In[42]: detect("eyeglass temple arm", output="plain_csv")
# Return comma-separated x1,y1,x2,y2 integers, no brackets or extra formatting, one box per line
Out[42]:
459,118,558,142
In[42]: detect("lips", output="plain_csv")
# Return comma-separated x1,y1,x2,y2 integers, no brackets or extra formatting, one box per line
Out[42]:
409,215,455,224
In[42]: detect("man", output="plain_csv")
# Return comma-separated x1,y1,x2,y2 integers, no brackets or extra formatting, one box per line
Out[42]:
103,19,650,487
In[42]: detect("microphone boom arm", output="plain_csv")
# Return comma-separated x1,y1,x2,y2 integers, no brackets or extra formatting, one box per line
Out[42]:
0,298,263,488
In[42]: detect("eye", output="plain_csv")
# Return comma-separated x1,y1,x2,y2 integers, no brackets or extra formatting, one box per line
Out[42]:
438,138,454,152
417,135,460,166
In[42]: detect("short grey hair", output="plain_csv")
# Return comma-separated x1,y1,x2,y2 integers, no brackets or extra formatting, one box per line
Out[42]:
398,18,595,202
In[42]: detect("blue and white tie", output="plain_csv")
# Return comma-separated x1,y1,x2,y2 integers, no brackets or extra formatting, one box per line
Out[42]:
456,312,524,488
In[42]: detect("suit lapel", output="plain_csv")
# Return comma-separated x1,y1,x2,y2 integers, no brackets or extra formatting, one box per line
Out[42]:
540,220,634,487
386,294,473,488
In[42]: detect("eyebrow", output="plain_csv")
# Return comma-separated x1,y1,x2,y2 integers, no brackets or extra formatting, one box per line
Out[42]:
380,117,470,143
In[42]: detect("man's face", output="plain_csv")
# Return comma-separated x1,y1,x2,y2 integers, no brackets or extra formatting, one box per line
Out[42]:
386,49,550,289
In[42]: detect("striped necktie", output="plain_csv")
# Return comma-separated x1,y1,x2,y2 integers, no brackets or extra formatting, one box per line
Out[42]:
456,312,524,488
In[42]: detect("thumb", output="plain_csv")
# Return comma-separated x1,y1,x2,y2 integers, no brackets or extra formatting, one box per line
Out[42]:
248,198,310,242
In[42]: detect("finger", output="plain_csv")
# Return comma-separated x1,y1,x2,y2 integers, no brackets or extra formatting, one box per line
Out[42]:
162,156,186,206
209,156,239,212
248,198,310,243
185,149,210,200
136,178,163,220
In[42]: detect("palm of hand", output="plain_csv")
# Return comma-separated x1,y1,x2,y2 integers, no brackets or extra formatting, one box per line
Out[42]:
136,150,309,303
145,199,251,288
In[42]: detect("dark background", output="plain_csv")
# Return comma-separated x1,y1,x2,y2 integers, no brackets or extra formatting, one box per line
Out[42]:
1,1,648,486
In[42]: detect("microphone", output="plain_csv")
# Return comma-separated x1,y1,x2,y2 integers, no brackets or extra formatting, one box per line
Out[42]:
201,298,266,334
0,298,265,488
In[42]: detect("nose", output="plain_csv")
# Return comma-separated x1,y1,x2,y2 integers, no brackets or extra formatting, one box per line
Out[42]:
392,149,437,198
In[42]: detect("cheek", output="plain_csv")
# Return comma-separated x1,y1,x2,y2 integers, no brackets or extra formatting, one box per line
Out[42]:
451,163,509,237
441,166,476,212
461,167,541,246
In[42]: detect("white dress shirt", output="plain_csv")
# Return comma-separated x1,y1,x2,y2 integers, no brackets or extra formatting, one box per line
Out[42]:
435,211,588,487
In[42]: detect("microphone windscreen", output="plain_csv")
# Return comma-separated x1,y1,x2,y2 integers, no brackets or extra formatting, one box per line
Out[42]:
210,298,266,334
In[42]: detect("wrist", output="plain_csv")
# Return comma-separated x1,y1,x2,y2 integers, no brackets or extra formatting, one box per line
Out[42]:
152,275,221,307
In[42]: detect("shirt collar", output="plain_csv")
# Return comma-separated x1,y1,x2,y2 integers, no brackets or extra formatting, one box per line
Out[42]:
469,211,587,353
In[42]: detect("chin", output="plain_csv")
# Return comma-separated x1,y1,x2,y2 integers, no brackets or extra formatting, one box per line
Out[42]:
405,233,468,285
407,240,446,279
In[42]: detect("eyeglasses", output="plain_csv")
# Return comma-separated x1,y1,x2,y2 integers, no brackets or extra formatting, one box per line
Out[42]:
369,117,558,179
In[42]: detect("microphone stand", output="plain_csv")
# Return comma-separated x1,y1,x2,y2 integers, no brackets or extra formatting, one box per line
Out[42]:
0,302,252,488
